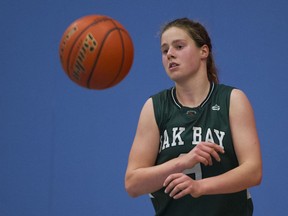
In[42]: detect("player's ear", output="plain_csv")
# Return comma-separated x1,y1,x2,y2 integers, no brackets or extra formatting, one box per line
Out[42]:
200,45,209,59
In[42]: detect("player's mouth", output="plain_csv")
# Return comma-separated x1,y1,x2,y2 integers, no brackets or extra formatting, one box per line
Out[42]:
169,62,179,69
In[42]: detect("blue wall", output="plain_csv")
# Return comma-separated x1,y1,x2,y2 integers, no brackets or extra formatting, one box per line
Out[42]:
1,0,287,215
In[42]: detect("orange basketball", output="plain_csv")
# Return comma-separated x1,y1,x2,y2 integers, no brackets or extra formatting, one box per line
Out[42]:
59,15,134,90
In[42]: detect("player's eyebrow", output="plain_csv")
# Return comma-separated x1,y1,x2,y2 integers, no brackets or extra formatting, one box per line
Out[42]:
161,39,186,48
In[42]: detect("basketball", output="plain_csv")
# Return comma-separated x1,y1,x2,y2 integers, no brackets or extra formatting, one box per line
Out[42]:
59,15,134,90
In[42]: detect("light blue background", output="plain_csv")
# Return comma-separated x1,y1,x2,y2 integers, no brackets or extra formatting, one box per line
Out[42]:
1,0,287,215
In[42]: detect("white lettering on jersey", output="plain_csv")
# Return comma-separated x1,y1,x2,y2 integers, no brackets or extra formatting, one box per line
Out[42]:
213,129,225,148
159,126,226,152
171,127,185,146
162,130,170,150
205,128,215,143
192,127,202,145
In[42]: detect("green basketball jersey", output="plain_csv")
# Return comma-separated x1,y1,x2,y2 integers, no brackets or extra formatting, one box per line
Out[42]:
150,83,253,216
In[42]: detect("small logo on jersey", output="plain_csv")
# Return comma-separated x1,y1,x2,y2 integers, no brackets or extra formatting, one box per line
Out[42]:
186,110,197,116
212,104,220,111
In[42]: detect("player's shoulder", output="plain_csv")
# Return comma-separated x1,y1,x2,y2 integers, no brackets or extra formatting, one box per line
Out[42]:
214,83,235,93
209,83,235,103
141,87,172,115
151,87,172,99
217,84,253,115
150,87,174,106
230,88,251,108
216,83,249,102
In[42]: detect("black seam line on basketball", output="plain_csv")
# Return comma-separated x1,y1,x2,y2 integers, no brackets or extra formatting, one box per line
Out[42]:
66,17,110,76
99,19,126,89
86,27,127,89
66,17,111,79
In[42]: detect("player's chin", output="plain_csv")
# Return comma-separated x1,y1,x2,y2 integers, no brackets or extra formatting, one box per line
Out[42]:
170,75,188,84
165,70,182,81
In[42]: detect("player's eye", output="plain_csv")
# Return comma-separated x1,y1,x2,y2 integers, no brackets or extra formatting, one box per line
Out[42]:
176,45,184,50
161,48,168,54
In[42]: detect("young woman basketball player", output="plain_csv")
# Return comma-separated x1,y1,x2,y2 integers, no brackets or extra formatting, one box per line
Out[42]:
125,18,262,216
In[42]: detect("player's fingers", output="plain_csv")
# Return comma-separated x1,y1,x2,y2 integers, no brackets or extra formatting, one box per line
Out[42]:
168,182,187,198
198,142,225,163
200,146,221,163
172,187,189,199
199,151,213,166
209,144,225,162
199,142,225,153
195,146,214,165
163,173,182,188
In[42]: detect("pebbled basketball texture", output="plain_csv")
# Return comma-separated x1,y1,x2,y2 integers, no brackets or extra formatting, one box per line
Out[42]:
59,15,134,90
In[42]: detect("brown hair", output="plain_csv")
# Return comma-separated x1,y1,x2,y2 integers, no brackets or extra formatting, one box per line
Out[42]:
161,18,219,84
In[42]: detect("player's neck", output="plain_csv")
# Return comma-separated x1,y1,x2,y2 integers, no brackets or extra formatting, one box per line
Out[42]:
175,78,211,108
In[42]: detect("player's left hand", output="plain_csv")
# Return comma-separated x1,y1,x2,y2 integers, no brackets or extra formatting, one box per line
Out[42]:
163,173,202,199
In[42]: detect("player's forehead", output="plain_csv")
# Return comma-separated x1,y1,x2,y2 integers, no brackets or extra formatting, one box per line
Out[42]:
161,27,192,47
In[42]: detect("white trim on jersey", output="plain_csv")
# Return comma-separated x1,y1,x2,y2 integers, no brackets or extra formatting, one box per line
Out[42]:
171,87,181,108
171,82,215,109
201,82,215,108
